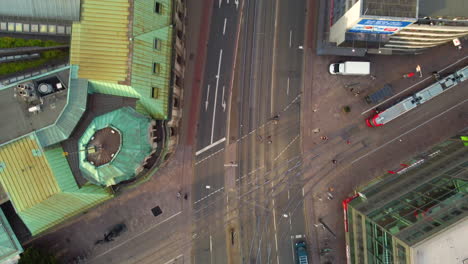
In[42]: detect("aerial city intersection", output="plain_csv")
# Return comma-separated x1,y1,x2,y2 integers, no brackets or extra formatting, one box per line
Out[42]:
0,0,467,264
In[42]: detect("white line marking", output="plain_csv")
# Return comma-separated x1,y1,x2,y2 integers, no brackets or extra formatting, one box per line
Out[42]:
302,188,305,197
227,0,229,3
210,235,213,264
287,77,290,96
273,207,277,231
274,134,300,161
194,187,225,204
361,55,468,115
196,137,226,156
195,147,225,165
211,49,223,144
353,99,467,164
235,0,239,9
287,190,290,200
205,84,210,111
223,18,227,35
274,233,279,251
291,238,296,263
289,29,292,47
218,0,222,8
162,254,183,264
221,85,226,111
92,211,182,260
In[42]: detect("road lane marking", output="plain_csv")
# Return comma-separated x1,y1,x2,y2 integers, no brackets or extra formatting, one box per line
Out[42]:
92,211,182,260
194,186,225,204
162,254,183,264
353,98,468,164
287,77,290,95
223,18,227,35
235,0,239,9
210,235,213,264
274,134,300,161
195,147,225,165
205,84,210,111
196,137,226,156
222,85,226,111
211,49,223,144
227,0,229,3
361,55,468,115
274,233,279,251
218,0,222,8
273,207,277,231
302,187,305,197
289,29,292,47
287,190,290,200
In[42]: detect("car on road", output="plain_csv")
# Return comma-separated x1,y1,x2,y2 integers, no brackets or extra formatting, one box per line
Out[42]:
295,240,309,264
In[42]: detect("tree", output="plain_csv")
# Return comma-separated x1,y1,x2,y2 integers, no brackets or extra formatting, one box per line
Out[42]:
18,247,58,264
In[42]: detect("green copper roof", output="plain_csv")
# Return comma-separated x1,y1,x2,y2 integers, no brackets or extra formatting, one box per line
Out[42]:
0,209,22,262
0,137,112,236
79,0,174,120
78,107,153,186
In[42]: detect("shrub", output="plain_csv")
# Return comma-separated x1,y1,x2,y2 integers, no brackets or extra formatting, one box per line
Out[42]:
0,37,62,48
343,106,351,113
18,247,58,264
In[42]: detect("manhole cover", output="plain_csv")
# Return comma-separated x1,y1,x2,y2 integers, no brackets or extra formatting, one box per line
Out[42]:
151,206,162,217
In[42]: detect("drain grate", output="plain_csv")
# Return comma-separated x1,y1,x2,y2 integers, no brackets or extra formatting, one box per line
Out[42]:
151,206,162,217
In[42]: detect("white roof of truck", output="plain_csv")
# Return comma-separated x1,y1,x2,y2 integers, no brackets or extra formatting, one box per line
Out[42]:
343,61,370,74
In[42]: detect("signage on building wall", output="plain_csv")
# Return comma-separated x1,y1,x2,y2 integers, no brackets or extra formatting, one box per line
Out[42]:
349,19,413,34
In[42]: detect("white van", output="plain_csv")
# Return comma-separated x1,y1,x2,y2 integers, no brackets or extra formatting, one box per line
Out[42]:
329,61,370,75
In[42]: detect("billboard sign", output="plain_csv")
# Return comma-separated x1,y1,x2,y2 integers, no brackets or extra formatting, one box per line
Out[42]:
349,19,413,34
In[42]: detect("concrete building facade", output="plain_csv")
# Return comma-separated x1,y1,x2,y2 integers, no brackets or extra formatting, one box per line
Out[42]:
329,0,468,54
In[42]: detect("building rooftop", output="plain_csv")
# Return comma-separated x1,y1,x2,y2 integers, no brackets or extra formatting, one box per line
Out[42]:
418,0,468,19
71,0,174,120
0,209,22,263
78,107,154,187
362,0,417,18
350,138,468,246
0,135,112,235
411,217,468,264
0,0,81,22
0,68,69,145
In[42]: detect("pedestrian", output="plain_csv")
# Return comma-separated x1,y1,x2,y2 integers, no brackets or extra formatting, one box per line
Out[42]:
267,140,272,144
346,140,351,144
177,191,181,198
184,193,188,200
332,159,337,164
321,136,328,141
370,75,376,80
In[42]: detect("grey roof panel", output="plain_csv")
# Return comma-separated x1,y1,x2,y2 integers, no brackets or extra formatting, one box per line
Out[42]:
419,0,468,18
362,0,417,18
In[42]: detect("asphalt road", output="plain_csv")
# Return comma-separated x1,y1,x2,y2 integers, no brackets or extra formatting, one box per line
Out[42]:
195,0,240,156
233,0,308,263
192,0,241,264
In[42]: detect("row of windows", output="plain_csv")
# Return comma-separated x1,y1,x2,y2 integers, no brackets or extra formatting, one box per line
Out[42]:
0,22,71,35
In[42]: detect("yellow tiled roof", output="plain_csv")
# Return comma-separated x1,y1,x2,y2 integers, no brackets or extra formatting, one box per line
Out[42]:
0,136,59,212
70,0,130,83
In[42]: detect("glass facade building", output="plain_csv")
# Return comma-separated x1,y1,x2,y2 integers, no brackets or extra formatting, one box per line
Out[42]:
345,135,468,264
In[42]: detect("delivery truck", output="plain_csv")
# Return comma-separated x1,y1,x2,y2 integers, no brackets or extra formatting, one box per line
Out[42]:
329,61,370,75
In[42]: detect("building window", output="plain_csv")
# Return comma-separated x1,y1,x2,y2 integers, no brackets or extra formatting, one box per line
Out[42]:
173,97,180,108
155,2,162,14
152,62,161,74
154,38,161,50
152,87,160,98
